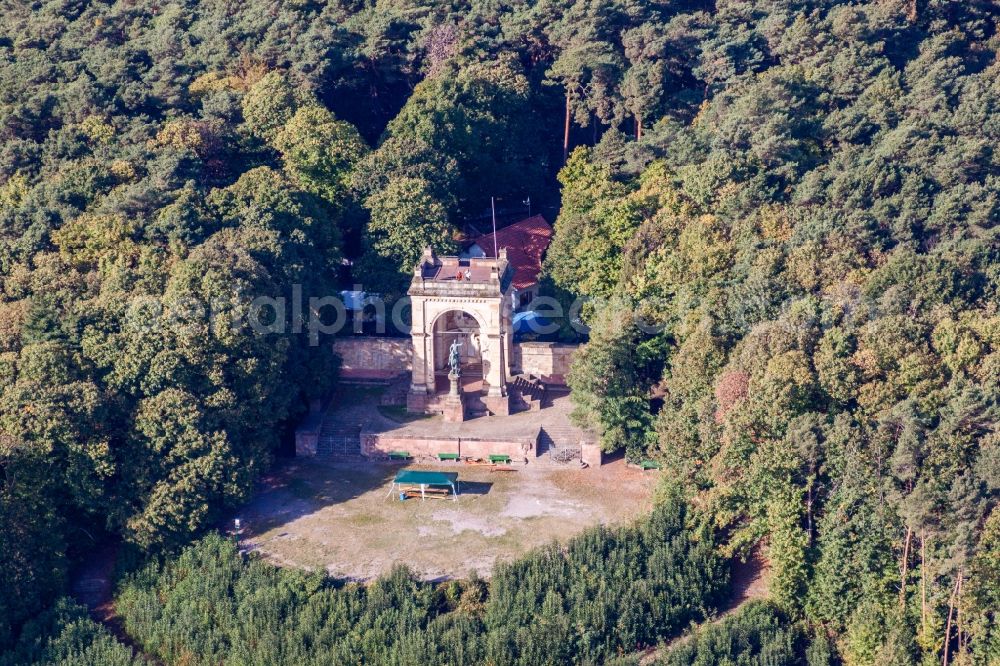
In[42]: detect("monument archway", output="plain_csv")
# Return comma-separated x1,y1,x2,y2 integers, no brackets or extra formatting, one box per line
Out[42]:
406,247,514,417
430,309,484,389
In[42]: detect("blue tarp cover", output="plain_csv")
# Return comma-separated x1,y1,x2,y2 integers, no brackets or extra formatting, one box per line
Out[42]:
512,310,551,334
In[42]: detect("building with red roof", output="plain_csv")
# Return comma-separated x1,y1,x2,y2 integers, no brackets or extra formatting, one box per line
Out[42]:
462,215,553,309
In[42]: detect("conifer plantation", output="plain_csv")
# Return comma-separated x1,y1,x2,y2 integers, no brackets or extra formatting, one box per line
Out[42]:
1,0,998,664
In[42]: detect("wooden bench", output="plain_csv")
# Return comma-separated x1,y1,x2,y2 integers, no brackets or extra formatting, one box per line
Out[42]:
402,486,451,497
437,452,461,461
388,451,411,461
488,454,511,464
490,465,517,473
639,460,661,470
402,489,451,500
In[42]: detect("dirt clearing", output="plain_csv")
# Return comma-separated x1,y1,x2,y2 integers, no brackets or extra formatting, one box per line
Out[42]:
237,455,657,580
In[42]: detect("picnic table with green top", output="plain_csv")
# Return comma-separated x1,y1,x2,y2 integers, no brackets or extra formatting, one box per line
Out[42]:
437,452,460,461
387,470,459,501
639,460,661,470
489,454,511,464
388,450,411,461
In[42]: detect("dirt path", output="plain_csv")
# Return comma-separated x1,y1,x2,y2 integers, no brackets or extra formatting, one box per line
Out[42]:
720,547,770,615
71,542,118,613
70,542,157,663
637,548,770,664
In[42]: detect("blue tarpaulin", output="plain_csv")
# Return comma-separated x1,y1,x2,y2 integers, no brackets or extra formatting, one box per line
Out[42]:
512,310,551,335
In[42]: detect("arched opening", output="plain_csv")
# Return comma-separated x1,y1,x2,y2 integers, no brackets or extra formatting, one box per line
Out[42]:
431,310,486,394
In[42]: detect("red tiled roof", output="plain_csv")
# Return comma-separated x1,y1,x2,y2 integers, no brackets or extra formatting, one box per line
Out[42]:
473,215,553,290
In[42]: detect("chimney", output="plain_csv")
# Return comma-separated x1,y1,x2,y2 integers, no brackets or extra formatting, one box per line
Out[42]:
416,246,437,276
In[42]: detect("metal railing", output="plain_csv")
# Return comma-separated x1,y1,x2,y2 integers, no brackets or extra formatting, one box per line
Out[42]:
316,436,362,457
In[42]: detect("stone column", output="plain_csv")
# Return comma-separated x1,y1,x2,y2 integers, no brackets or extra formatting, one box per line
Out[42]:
409,332,429,393
503,300,514,377
484,333,505,396
407,321,431,412
442,370,465,422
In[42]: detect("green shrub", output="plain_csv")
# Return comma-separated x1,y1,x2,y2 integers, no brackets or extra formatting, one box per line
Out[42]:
0,598,138,666
115,495,727,665
659,602,812,666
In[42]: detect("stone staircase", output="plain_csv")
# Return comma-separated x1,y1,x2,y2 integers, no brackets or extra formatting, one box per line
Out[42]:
537,425,584,464
315,409,366,457
510,374,546,411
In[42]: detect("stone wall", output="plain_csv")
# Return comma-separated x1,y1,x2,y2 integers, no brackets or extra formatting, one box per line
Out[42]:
333,336,578,386
334,336,411,380
511,342,578,385
459,437,536,461
581,442,603,468
362,432,537,461
294,412,323,456
362,434,459,458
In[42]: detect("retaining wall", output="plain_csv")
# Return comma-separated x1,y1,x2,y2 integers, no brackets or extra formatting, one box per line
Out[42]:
361,432,537,461
334,336,411,380
511,342,578,385
333,336,579,386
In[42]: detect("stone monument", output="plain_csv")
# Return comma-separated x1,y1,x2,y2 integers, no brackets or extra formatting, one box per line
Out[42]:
406,246,515,418
442,339,465,422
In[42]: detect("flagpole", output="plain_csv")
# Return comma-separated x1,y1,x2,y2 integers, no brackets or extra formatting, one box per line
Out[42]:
491,195,507,395
491,196,499,257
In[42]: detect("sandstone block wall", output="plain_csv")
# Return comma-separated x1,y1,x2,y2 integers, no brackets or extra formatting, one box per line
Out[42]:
334,336,412,380
333,336,578,387
295,412,323,456
361,433,537,461
362,434,459,458
511,342,578,385
459,437,536,461
581,442,603,468
296,431,318,456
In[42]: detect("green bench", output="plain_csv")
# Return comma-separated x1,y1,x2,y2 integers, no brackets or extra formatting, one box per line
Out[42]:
388,451,411,461
437,452,461,461
489,454,511,464
639,460,661,470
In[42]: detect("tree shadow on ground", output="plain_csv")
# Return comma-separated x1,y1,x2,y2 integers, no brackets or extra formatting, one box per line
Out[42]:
236,459,501,539
237,458,400,537
721,546,770,615
457,481,493,496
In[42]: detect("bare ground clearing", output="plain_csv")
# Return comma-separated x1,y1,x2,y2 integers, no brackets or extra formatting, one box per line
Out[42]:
237,455,657,580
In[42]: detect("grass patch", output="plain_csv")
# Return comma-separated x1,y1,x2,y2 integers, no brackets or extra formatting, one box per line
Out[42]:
348,513,379,527
377,405,435,424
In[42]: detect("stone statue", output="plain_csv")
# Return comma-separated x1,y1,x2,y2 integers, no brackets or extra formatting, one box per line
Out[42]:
448,339,463,376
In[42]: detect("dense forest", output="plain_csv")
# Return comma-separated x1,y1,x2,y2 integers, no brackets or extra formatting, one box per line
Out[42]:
1,0,998,663
104,497,725,665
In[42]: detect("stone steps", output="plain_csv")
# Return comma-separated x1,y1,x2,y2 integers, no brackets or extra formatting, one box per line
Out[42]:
316,395,369,455
318,419,363,434
540,426,584,447
537,426,586,465
510,374,547,407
